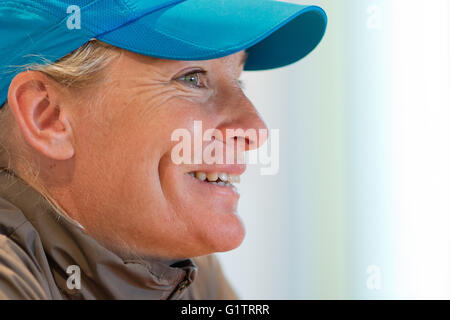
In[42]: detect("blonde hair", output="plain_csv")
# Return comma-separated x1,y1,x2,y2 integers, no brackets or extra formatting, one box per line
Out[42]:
0,40,119,167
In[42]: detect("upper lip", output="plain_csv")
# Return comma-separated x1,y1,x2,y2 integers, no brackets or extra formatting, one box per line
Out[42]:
186,164,246,176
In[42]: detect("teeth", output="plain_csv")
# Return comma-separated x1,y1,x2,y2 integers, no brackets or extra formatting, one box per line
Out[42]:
218,172,228,182
206,172,219,182
195,172,207,181
188,171,241,185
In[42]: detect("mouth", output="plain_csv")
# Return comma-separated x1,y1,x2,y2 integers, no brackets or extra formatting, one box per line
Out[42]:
187,171,240,190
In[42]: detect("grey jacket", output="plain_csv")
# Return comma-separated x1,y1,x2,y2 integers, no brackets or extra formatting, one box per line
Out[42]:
0,169,237,299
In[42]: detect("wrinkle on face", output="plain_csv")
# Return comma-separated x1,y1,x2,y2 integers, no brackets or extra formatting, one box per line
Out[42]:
52,48,254,259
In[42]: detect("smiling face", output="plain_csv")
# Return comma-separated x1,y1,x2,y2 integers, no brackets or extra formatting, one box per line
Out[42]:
35,49,268,259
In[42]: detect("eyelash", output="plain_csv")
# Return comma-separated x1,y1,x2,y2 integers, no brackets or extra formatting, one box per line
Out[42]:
176,70,207,89
175,70,245,90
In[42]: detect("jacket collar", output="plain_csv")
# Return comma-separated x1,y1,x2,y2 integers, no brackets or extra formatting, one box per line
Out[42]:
0,168,197,299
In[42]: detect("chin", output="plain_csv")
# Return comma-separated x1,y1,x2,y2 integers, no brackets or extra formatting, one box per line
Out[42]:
201,211,246,254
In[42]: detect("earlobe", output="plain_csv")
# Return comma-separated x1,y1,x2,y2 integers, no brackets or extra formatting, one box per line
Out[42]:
7,71,75,161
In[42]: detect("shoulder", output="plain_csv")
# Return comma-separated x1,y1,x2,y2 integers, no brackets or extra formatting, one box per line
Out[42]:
0,235,49,299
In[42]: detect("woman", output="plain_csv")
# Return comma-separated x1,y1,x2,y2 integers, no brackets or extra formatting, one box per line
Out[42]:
0,0,326,299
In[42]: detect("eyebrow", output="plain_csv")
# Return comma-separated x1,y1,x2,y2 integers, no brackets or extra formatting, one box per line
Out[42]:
240,51,249,66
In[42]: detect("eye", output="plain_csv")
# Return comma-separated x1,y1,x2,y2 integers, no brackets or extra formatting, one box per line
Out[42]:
177,71,206,88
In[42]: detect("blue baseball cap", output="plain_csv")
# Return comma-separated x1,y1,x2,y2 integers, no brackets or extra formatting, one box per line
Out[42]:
0,0,327,107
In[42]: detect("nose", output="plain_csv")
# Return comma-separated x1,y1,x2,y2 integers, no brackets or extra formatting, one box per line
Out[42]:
216,91,268,152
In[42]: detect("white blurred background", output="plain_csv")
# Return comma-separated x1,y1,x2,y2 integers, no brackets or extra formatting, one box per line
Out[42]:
217,0,450,299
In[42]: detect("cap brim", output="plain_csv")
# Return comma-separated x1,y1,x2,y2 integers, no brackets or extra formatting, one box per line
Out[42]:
97,0,327,71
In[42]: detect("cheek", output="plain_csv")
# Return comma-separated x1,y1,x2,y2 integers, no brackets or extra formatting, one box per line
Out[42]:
86,102,193,215
71,95,170,211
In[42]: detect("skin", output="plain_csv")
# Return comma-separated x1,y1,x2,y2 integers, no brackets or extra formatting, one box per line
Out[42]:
6,49,268,259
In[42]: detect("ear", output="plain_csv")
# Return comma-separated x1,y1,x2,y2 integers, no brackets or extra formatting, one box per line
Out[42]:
7,71,74,160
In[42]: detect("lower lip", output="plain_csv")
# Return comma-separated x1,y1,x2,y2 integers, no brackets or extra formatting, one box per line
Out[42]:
185,174,240,198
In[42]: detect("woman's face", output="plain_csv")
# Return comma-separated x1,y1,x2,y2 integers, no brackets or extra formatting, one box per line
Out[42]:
57,49,267,259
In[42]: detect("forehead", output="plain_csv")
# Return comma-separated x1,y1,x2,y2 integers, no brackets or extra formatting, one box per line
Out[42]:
124,49,247,69
223,50,248,66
